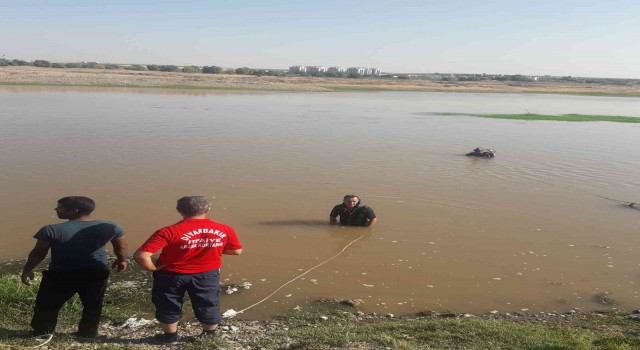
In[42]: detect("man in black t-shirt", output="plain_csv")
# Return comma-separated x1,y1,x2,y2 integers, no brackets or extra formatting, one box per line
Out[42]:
329,194,377,227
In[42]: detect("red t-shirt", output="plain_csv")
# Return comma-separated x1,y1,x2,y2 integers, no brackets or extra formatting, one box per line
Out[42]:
138,218,242,274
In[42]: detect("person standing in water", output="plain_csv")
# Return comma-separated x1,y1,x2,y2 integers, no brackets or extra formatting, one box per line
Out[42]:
330,194,377,227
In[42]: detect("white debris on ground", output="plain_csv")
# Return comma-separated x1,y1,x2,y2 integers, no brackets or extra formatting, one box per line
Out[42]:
222,309,239,318
110,281,141,288
119,317,154,329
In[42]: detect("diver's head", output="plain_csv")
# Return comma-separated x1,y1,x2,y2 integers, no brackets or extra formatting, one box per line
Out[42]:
343,194,360,209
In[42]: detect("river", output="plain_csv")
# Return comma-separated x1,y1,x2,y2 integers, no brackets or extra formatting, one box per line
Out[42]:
1,86,639,318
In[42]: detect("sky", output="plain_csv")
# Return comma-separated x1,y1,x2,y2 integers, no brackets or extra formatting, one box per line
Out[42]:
1,0,639,78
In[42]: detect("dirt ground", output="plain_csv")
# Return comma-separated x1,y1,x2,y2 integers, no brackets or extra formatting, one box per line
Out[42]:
2,66,640,95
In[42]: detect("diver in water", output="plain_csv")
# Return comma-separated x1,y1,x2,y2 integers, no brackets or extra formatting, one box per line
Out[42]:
466,147,496,158
329,195,377,227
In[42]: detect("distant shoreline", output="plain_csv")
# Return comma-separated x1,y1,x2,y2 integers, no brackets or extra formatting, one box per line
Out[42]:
2,66,640,97
423,112,640,123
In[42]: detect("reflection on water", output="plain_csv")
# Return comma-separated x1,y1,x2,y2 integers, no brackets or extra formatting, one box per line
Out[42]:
1,87,640,318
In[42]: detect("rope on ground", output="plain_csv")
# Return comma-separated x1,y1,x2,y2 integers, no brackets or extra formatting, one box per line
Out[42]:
1,235,367,345
0,334,53,349
224,234,366,318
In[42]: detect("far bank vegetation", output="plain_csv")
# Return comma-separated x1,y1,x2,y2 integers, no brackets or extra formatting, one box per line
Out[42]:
3,57,640,86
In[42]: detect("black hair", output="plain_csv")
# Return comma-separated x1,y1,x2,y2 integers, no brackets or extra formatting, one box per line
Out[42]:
57,196,96,215
343,194,359,201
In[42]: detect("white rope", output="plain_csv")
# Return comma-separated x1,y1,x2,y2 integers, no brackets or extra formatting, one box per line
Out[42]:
0,234,366,347
224,234,366,318
0,334,53,349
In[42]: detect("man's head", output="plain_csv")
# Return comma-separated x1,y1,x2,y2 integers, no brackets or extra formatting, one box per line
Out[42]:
177,196,211,218
56,196,95,219
343,194,360,209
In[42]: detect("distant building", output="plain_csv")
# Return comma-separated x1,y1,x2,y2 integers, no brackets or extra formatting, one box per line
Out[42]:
289,65,306,74
347,67,366,76
345,67,381,76
306,66,328,74
328,66,346,73
291,65,380,76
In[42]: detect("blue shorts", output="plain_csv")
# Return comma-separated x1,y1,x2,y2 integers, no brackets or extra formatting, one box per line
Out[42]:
151,269,221,325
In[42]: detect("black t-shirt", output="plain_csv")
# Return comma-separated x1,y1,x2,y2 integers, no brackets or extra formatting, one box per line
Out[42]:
330,204,376,226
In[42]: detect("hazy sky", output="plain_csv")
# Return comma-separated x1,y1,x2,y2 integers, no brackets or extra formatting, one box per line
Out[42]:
1,0,639,78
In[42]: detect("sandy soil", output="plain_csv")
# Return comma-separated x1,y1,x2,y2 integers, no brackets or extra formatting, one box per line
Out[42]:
1,66,640,96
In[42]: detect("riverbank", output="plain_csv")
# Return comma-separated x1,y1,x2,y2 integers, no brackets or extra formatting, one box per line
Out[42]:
2,66,640,96
1,261,639,349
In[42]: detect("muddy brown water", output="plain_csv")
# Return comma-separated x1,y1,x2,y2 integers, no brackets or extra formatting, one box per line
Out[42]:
1,86,639,319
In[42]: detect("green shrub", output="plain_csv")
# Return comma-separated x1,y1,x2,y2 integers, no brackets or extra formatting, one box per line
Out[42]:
202,65,222,74
235,67,253,75
11,59,31,66
124,65,147,71
159,65,179,72
182,65,201,73
33,60,52,68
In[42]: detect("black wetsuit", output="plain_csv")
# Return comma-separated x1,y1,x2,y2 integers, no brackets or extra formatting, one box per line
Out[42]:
330,203,376,226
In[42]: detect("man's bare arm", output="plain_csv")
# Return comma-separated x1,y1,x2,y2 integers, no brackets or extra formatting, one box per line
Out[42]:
366,218,378,227
223,248,243,255
111,236,129,272
21,240,50,285
133,250,158,271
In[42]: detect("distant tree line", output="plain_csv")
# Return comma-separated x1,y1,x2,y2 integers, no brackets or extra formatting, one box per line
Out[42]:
1,58,289,77
2,57,639,85
0,58,122,69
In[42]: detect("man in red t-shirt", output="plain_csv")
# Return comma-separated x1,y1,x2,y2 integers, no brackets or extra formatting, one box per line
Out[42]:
134,196,242,344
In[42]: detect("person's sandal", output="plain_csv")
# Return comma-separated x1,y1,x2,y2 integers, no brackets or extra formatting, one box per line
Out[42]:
152,332,182,345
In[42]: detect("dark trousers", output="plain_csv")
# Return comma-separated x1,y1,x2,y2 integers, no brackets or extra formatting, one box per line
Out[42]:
152,269,221,325
31,269,109,337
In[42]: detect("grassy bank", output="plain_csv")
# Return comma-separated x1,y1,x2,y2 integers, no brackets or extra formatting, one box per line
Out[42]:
2,265,640,350
430,112,640,123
